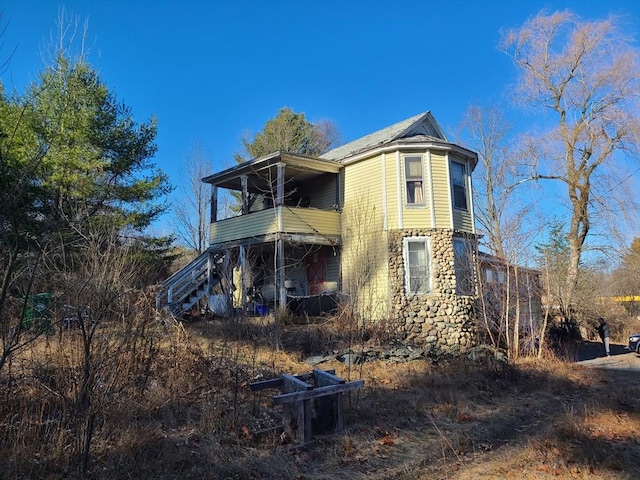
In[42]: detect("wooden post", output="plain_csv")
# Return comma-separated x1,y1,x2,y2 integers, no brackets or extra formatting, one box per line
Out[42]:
239,245,246,316
281,374,312,442
210,185,218,223
275,163,286,310
313,369,346,434
241,175,248,215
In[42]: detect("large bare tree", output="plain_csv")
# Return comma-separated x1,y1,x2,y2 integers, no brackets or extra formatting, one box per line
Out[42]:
502,10,640,311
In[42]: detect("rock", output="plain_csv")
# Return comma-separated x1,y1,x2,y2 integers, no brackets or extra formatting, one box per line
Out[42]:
338,353,363,366
305,354,335,366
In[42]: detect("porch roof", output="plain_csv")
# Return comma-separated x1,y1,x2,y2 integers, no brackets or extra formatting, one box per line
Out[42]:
202,151,341,191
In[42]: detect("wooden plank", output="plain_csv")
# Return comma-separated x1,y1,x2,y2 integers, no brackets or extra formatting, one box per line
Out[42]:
313,369,345,386
273,380,364,405
313,370,346,434
282,374,312,392
335,393,344,433
302,399,313,442
249,378,283,391
249,370,335,392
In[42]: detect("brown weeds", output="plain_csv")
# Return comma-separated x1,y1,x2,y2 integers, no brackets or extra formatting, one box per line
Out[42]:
1,317,639,479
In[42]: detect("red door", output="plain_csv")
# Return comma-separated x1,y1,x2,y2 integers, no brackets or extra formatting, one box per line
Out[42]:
306,249,326,295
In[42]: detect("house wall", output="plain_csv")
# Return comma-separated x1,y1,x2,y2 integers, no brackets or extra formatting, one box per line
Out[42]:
338,147,477,327
325,247,340,292
450,154,474,232
341,154,390,319
398,150,433,230
430,151,452,230
300,173,337,210
383,152,400,229
388,229,478,355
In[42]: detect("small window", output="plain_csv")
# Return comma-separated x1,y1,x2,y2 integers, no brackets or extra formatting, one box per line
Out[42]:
405,156,425,205
403,237,431,294
454,239,475,295
450,161,468,210
486,268,505,284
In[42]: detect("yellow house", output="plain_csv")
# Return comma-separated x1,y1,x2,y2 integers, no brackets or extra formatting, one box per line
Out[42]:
157,111,479,353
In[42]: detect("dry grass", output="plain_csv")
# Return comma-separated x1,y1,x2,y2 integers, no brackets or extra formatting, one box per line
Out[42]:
1,314,639,479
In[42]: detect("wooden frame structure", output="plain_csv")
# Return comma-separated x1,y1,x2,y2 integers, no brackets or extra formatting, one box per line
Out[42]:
249,369,364,443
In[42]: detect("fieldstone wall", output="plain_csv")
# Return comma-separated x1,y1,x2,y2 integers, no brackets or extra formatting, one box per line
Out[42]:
388,229,478,356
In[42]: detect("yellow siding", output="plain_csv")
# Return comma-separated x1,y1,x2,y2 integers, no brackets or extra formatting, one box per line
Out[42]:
430,151,452,229
342,155,389,320
211,209,278,243
384,152,399,230
210,207,340,245
453,209,474,232
325,249,340,291
282,207,342,236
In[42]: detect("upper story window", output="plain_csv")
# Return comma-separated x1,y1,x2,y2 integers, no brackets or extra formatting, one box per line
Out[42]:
403,236,431,294
450,160,468,211
404,156,425,205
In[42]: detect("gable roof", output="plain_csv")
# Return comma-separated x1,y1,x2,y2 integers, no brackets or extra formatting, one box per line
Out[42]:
320,111,447,162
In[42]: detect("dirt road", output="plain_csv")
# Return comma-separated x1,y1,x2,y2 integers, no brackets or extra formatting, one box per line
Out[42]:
576,340,640,371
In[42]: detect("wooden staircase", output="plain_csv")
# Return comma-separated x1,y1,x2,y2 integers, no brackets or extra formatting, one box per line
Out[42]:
156,250,221,317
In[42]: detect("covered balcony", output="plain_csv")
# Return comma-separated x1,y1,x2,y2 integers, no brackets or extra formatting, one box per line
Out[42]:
203,152,343,309
203,151,343,249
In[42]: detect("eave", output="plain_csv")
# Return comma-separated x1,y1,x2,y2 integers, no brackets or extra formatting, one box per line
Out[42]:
202,151,342,191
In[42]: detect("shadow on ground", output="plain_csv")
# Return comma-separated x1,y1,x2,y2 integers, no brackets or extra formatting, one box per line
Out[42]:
576,340,630,361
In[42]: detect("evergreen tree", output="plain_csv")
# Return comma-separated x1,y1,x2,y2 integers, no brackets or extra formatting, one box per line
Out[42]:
28,54,171,234
235,106,338,162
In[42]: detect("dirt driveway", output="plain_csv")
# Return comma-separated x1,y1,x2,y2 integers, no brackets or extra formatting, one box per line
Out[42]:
576,340,640,371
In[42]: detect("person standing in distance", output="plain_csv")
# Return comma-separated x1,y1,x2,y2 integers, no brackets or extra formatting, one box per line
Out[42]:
597,317,611,357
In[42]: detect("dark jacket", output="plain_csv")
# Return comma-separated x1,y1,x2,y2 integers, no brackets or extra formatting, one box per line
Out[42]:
597,322,610,340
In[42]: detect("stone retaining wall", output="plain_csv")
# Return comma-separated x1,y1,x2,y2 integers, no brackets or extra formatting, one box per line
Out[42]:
388,229,478,356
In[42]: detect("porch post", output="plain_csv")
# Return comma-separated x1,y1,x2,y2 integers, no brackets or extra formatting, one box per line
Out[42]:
277,234,286,309
239,244,247,315
276,163,286,309
241,175,249,215
210,185,218,223
276,163,285,206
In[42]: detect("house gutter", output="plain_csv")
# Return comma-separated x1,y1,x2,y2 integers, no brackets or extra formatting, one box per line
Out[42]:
339,141,478,170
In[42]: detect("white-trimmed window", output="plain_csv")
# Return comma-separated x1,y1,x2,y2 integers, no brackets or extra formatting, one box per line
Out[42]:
450,161,468,211
403,236,431,294
454,238,475,295
404,155,425,205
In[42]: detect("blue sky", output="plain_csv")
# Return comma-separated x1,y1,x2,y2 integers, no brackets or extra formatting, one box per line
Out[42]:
2,0,639,240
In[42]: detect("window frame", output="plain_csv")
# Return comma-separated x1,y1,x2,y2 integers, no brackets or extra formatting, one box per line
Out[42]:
404,155,426,206
403,236,432,295
453,238,475,295
450,160,468,211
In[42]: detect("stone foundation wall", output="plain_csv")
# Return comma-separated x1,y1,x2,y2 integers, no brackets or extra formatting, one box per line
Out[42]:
388,229,477,356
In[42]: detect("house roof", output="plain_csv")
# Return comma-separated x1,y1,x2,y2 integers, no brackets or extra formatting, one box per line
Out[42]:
320,111,447,161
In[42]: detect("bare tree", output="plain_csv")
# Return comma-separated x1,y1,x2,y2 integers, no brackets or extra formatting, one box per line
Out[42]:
458,104,537,260
502,10,640,311
173,142,214,254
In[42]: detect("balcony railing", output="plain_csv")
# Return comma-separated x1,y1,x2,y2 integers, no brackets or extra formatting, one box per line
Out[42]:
210,206,341,246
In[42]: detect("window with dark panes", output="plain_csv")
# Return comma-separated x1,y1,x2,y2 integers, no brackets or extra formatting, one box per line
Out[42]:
454,238,475,295
450,161,468,210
